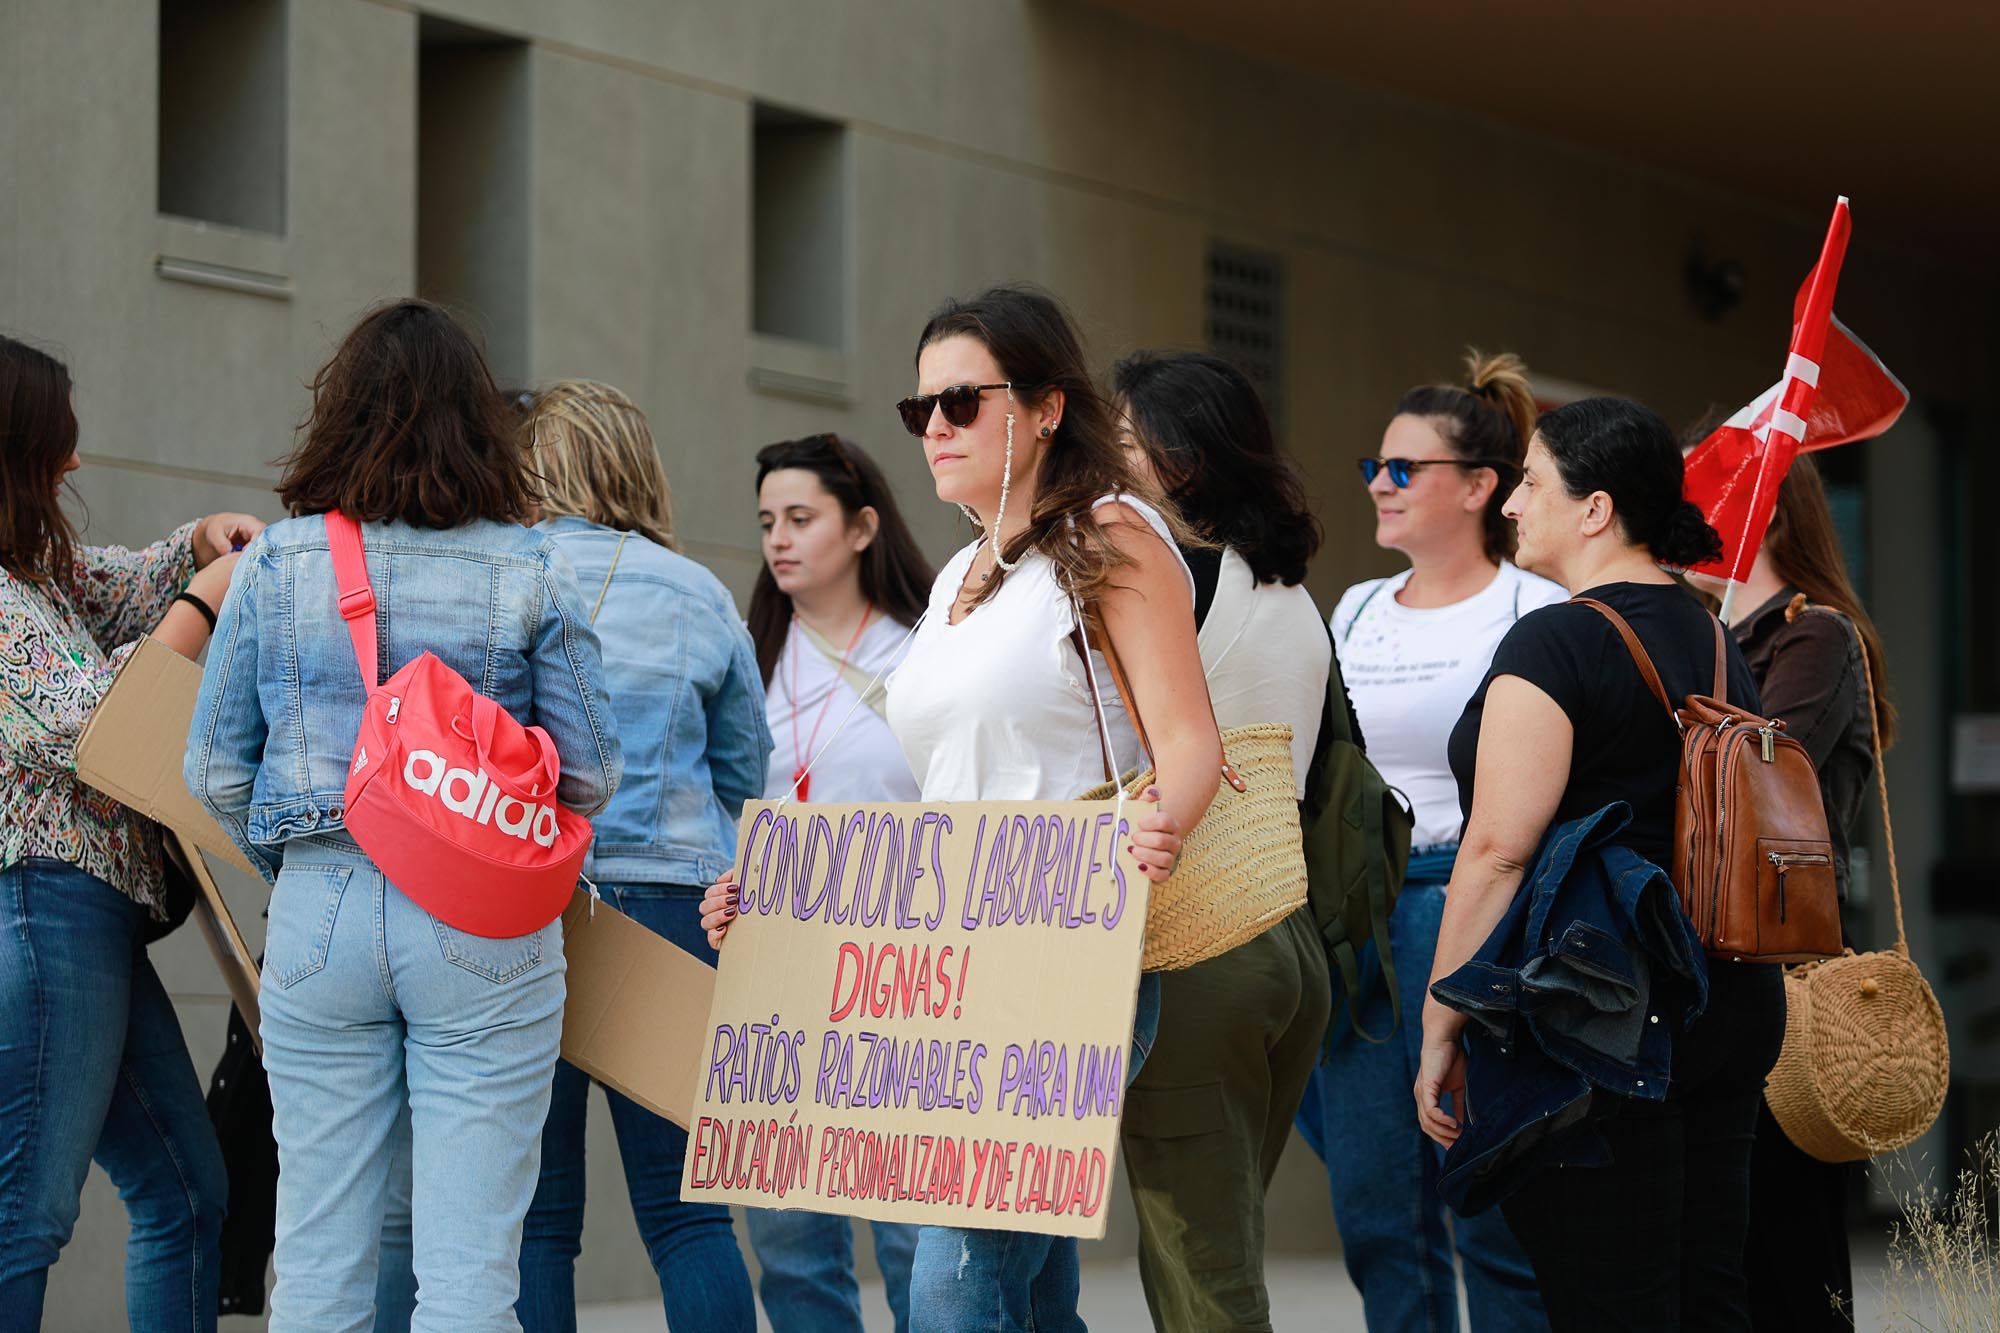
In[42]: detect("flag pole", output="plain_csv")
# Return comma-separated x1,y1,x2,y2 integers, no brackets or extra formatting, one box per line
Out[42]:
1718,580,1740,625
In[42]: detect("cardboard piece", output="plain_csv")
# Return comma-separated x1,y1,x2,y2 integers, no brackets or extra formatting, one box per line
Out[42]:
76,635,720,1127
682,798,1152,1239
75,636,256,877
76,638,264,1042
166,832,263,1049
558,889,716,1128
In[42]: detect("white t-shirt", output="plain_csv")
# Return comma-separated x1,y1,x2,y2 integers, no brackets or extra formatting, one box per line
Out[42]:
887,496,1193,803
1332,562,1567,848
764,614,920,803
1201,548,1329,799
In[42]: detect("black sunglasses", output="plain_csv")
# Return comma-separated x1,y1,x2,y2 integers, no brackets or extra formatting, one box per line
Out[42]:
896,383,1012,438
1357,456,1515,488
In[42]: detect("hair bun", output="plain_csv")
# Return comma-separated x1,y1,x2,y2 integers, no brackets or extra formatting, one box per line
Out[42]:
1655,498,1724,568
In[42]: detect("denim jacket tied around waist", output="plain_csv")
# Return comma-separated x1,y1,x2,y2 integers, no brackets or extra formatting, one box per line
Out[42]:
184,515,622,884
539,516,770,888
1429,800,1708,1216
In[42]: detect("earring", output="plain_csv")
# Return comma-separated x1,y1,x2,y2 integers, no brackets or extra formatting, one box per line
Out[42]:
991,390,1022,573
1039,426,1052,438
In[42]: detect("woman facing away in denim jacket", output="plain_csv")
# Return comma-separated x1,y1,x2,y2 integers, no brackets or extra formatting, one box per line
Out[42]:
185,302,622,1332
513,379,770,1332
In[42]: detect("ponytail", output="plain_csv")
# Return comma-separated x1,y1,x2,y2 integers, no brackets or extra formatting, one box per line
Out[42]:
1393,348,1535,561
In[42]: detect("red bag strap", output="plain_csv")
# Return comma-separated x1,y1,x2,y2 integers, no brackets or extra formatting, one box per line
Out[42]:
323,511,380,689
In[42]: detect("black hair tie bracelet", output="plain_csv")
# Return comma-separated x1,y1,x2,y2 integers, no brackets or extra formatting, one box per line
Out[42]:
173,590,218,633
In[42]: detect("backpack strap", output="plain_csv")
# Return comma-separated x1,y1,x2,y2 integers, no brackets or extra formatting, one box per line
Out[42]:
1708,611,1727,704
1573,597,1674,721
324,511,380,689
1306,619,1400,1044
1339,579,1388,646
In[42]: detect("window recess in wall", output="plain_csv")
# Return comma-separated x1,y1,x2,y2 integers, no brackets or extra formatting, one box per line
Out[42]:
416,16,530,390
751,102,849,395
1205,243,1286,433
158,0,288,234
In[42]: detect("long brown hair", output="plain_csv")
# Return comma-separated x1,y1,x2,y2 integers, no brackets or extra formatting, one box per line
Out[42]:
528,380,678,550
916,285,1184,608
747,435,933,686
1765,455,1897,747
278,300,536,526
1112,349,1320,585
0,336,80,584
1393,349,1537,561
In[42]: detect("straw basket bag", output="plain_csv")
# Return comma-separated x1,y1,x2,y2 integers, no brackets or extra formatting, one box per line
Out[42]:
1762,605,1949,1163
1071,600,1308,972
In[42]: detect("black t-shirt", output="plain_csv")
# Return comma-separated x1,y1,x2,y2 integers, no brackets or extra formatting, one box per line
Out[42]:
1447,581,1762,866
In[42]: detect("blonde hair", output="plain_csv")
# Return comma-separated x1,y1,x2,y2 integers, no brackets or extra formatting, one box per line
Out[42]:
528,380,678,550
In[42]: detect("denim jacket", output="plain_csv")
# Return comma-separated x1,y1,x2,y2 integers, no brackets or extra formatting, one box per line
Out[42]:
540,516,770,887
185,515,622,884
1430,801,1708,1216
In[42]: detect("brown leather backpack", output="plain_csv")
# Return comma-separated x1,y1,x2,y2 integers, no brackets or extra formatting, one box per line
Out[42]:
1577,598,1841,964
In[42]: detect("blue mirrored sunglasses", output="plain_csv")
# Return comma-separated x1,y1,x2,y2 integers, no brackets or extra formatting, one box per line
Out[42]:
1357,456,1514,488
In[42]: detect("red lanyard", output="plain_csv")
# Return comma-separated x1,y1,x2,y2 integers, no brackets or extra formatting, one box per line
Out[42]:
788,604,872,801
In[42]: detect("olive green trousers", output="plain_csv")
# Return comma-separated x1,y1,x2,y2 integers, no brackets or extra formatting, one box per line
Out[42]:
1120,907,1332,1332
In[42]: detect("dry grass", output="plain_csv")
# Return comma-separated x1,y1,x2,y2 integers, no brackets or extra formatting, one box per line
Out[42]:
1876,1133,2000,1330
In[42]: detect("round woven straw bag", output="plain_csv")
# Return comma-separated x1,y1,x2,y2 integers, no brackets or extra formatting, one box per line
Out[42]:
1080,723,1308,971
1763,605,1950,1163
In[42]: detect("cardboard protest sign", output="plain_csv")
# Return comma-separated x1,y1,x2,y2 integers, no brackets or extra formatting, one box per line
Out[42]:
683,797,1151,1239
77,637,720,1117
166,831,263,1044
77,638,265,1044
76,636,258,877
558,888,716,1127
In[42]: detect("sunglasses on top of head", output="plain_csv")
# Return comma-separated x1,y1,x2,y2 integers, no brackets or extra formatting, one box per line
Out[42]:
1357,456,1515,488
895,383,1014,438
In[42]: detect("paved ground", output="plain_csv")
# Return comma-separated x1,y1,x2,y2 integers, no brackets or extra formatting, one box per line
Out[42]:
577,1234,1921,1330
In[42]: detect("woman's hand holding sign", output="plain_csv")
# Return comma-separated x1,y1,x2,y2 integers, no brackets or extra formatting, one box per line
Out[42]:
1129,785,1182,882
701,870,739,950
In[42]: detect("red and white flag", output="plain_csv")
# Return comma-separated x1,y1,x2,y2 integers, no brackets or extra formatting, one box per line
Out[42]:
1682,198,1908,584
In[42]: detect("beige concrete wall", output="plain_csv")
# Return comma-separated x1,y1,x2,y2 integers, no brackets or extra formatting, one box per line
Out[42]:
7,1,1989,1326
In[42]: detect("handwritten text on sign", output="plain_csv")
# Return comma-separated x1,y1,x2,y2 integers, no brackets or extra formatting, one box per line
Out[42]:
681,798,1150,1238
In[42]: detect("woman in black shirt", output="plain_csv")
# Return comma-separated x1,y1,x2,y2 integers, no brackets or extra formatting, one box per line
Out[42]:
1416,397,1784,1330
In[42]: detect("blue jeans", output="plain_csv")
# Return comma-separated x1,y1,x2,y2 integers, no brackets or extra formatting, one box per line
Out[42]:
905,972,1162,1333
1297,860,1546,1333
0,859,228,1332
518,885,753,1332
746,1209,918,1333
259,839,566,1332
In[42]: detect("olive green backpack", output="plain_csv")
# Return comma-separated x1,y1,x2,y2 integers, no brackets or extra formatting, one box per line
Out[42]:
1300,624,1413,1042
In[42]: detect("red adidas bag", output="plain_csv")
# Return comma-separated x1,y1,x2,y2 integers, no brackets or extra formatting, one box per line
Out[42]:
327,512,592,937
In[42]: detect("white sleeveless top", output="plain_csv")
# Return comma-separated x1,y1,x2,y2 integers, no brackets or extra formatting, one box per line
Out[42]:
886,496,1194,803
1200,547,1330,799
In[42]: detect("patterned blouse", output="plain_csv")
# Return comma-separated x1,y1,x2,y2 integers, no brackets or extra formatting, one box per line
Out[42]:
1,524,197,914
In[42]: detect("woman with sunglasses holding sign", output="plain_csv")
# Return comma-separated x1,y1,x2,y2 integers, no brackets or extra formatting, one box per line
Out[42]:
1295,352,1558,1333
742,433,932,1333
704,285,1220,1333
